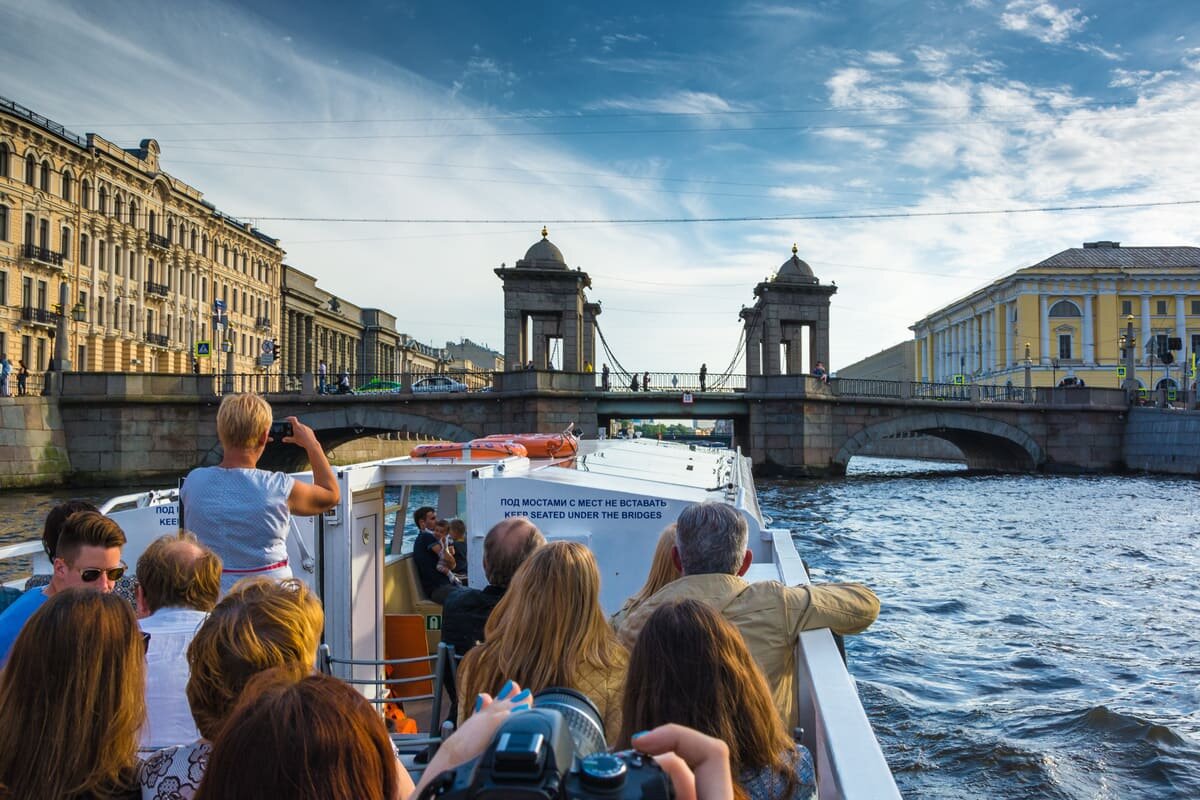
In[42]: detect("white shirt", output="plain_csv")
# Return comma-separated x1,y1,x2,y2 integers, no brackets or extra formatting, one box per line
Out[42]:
140,606,209,749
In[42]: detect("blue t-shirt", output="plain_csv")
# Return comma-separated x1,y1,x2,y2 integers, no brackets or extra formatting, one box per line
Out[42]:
180,466,295,571
0,586,49,665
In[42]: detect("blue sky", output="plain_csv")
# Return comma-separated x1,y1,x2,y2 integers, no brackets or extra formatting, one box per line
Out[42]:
2,0,1199,372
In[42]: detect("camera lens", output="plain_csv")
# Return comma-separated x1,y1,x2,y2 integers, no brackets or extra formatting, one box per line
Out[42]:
579,753,626,790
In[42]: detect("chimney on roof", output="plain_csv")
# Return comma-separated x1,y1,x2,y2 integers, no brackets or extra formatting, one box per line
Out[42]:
1083,241,1120,249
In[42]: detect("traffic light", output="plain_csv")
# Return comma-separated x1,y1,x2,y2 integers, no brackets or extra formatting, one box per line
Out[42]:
1156,335,1174,364
271,339,279,360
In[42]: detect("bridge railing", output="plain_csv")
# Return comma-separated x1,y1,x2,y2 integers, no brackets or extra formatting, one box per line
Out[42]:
831,378,904,399
599,371,747,393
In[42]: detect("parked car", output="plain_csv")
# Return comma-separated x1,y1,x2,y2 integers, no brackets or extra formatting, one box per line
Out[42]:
355,379,404,394
412,376,468,394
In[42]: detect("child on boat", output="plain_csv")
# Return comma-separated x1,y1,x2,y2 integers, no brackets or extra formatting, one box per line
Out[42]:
434,519,462,587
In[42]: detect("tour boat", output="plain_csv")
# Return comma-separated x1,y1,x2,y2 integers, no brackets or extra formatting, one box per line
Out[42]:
0,437,899,799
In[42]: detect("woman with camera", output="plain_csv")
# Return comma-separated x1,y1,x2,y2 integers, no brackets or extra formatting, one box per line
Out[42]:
180,394,339,595
619,599,819,800
457,541,629,743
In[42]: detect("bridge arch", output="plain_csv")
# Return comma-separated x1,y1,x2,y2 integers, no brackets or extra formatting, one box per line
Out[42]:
199,407,483,472
835,411,1044,472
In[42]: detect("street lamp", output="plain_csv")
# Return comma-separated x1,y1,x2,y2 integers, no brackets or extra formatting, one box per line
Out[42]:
70,301,86,322
1023,342,1032,398
1051,357,1059,387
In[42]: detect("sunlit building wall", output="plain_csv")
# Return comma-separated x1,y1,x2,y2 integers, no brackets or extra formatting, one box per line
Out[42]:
911,242,1200,390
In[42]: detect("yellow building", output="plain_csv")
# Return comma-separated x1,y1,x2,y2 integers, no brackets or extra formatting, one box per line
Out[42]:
911,242,1200,391
0,95,282,376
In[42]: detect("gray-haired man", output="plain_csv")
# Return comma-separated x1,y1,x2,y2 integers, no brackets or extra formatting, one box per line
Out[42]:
615,501,879,727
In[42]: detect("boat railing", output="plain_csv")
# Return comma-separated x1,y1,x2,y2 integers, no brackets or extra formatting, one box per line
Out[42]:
773,530,901,800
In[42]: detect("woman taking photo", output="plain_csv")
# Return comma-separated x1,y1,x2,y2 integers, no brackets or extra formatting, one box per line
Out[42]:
618,599,818,800
0,590,146,799
458,540,628,742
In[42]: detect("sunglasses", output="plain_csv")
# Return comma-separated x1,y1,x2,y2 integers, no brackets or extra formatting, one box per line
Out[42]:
77,563,127,583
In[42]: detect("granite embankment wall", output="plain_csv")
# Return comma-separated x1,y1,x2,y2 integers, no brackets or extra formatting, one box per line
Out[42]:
326,436,420,466
1122,407,1200,476
0,398,71,489
857,434,965,463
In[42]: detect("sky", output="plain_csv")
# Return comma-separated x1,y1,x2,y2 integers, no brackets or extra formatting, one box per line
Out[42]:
2,0,1199,374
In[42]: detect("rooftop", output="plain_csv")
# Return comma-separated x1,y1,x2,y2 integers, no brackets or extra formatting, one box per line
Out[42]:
1030,242,1200,269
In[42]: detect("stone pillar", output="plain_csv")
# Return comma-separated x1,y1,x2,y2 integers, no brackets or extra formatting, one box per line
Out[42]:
746,334,761,376
1141,295,1152,366
532,318,549,369
504,309,524,368
1083,295,1095,364
1175,294,1186,352
562,311,581,372
1039,295,1050,365
764,316,782,375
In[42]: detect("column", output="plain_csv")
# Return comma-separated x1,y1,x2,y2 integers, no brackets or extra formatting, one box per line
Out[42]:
994,306,1005,371
1039,295,1050,365
1083,295,1095,364
1175,294,1186,353
764,316,782,376
1141,295,1151,366
982,311,991,374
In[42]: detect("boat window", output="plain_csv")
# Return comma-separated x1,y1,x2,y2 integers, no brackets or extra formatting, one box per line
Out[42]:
383,485,441,554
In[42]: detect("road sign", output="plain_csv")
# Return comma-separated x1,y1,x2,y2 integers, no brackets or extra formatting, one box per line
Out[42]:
681,392,694,404
1116,366,1127,378
259,354,274,367
213,300,226,311
1168,389,1178,402
194,341,211,358
952,374,965,385
261,340,274,354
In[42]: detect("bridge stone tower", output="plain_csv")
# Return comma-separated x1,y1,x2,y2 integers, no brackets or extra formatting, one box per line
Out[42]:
740,245,837,375
495,228,599,371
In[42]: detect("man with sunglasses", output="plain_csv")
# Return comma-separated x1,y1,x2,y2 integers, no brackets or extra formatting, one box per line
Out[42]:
0,510,127,665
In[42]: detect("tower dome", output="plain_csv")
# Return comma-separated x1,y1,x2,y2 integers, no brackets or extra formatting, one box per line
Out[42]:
774,243,818,284
517,226,567,269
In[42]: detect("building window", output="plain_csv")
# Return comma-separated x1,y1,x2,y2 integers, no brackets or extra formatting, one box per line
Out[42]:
24,155,34,185
129,251,137,281
1121,300,1132,316
36,280,46,309
98,187,107,214
1191,334,1200,355
38,218,48,249
1156,300,1168,315
81,180,91,209
0,205,6,242
1192,300,1200,316
36,338,45,371
23,213,33,246
97,296,105,327
190,230,197,252
114,196,124,223
1058,334,1072,360
21,276,31,307
80,234,89,266
60,227,70,261
39,160,50,192
1048,300,1081,317
128,302,135,333
128,201,138,227
201,277,207,302
0,271,6,305
0,142,8,178
115,246,122,276
201,234,208,257
167,219,174,243
61,171,72,202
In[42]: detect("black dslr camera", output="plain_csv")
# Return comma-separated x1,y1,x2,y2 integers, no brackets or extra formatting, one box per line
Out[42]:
418,690,673,799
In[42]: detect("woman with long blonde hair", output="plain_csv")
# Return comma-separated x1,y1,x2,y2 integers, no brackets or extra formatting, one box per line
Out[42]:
610,524,681,629
458,540,629,742
0,589,146,799
618,599,818,800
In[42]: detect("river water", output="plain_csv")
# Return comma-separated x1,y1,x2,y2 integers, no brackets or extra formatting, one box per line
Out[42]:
2,460,1198,797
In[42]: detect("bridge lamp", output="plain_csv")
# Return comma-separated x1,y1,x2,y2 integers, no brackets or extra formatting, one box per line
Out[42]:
1024,342,1031,364
71,301,86,322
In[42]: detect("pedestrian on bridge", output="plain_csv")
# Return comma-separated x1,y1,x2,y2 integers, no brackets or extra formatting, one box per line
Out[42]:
601,363,611,391
630,373,640,392
643,371,651,392
699,363,707,392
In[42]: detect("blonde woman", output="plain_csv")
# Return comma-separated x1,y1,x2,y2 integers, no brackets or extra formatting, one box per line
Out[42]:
180,393,339,594
0,590,146,799
610,524,681,630
457,541,629,743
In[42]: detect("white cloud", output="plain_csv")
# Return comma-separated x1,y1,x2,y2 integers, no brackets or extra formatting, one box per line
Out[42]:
999,1,1088,44
814,127,888,150
1109,68,1177,88
865,51,903,67
826,67,906,109
586,90,742,115
912,46,954,75
1185,48,1200,71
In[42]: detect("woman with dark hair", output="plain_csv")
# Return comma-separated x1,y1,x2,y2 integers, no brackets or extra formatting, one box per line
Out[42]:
194,670,404,800
618,599,818,800
0,590,145,799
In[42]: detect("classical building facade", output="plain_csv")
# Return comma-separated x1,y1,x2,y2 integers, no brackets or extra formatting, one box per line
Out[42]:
0,96,282,375
911,242,1200,390
445,338,503,372
281,265,447,383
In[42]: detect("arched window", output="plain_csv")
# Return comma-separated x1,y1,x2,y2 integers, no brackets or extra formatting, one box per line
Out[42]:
190,229,197,252
223,245,228,266
98,186,107,214
61,170,72,202
148,210,156,235
128,200,138,227
1048,300,1081,317
114,195,124,223
40,160,51,192
0,142,8,178
80,233,89,266
201,233,208,257
81,179,92,209
24,155,35,185
166,218,174,242
60,226,71,260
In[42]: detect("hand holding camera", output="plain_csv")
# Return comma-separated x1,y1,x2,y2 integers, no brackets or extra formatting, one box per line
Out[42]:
269,416,319,451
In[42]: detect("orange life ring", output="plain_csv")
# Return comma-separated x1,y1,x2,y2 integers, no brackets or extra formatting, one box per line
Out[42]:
410,441,528,460
474,433,579,459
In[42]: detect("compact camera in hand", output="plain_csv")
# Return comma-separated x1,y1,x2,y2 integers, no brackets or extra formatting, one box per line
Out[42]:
421,707,673,799
268,420,293,441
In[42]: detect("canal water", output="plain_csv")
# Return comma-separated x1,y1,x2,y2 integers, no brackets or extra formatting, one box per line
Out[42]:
2,459,1198,797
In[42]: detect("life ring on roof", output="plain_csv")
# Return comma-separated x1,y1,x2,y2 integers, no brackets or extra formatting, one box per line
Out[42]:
473,432,579,459
410,441,528,460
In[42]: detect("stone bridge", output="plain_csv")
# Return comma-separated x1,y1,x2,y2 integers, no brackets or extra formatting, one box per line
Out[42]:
50,370,1132,484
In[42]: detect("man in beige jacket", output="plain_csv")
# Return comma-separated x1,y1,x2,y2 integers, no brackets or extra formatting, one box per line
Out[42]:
615,501,880,727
